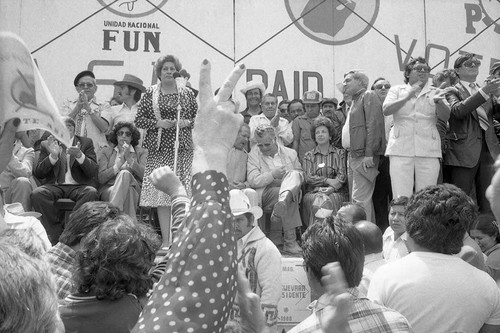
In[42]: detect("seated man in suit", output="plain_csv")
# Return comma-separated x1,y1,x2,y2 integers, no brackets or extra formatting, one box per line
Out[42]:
247,124,304,255
31,117,99,244
97,121,147,220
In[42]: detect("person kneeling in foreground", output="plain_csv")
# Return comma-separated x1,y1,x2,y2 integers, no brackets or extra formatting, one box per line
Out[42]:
289,216,411,333
368,184,500,332
59,215,161,333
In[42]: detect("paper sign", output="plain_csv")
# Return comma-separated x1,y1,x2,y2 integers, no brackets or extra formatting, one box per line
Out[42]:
0,31,71,146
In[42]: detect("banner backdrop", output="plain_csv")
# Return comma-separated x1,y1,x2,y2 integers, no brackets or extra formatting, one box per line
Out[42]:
1,0,499,109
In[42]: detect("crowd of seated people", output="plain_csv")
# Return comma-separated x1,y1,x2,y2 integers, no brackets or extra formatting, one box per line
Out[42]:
1,54,500,332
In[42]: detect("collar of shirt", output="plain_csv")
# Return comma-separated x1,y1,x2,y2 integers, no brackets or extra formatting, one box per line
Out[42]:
313,288,359,313
460,80,478,95
312,144,337,156
383,228,407,242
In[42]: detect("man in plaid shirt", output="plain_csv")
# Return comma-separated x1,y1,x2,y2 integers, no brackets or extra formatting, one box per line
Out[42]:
289,216,412,333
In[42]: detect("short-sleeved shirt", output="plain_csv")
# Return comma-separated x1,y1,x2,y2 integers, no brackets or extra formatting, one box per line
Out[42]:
368,252,500,332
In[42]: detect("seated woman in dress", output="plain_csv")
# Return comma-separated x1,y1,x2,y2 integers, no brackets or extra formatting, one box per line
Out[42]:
60,215,161,333
471,213,500,282
301,117,348,226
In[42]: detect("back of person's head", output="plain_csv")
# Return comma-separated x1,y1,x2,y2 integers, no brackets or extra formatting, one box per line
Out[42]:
0,241,63,333
301,216,364,288
406,184,477,254
390,196,409,207
354,220,383,255
471,213,500,243
0,228,48,259
76,215,161,300
59,201,120,247
337,202,367,223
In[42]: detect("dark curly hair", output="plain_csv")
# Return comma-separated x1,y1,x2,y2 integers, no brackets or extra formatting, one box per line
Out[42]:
155,54,182,80
403,56,429,84
59,201,120,247
76,215,161,300
432,69,459,87
109,121,141,147
302,215,364,288
405,184,478,255
310,116,335,143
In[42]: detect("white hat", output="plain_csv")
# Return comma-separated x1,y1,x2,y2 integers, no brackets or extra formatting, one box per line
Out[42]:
229,190,263,220
240,79,266,96
3,202,41,218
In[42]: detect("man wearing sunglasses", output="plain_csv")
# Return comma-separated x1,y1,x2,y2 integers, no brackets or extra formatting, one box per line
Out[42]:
61,70,111,151
444,53,500,213
383,57,450,200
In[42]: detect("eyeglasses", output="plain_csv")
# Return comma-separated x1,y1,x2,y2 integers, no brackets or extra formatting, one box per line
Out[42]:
412,65,431,73
78,83,95,89
462,59,481,68
374,83,391,90
117,131,132,137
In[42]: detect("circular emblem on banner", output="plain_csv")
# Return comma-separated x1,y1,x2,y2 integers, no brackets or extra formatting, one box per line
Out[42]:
98,0,169,18
285,0,380,45
478,0,500,34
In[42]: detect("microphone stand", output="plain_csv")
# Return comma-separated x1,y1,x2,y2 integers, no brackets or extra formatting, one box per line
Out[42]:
173,73,186,175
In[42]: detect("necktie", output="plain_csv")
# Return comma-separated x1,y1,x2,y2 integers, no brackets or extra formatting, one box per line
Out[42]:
57,145,67,184
469,82,489,131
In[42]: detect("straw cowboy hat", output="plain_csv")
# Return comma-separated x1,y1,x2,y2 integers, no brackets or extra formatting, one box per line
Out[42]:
113,74,146,92
240,79,266,96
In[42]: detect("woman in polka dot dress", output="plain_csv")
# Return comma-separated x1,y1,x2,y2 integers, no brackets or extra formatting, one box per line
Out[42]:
135,54,197,242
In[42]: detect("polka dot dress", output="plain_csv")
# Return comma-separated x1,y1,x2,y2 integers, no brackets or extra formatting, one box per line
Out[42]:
136,87,198,207
132,171,238,333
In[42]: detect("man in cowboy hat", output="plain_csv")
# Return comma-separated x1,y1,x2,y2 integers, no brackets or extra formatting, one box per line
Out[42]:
107,74,147,130
229,189,282,332
240,79,266,124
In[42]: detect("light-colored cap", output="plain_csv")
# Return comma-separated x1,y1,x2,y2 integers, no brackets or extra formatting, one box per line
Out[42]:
229,189,263,220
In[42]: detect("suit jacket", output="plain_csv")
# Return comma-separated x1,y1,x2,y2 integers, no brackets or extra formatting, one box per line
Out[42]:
349,90,386,158
97,145,147,186
34,136,98,187
444,82,500,168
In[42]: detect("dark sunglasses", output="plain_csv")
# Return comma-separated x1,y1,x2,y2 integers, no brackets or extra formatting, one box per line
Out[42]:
412,65,431,73
77,83,95,89
462,59,481,68
117,131,132,137
374,83,391,90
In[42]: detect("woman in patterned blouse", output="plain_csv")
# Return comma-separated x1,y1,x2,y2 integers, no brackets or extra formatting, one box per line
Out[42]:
301,117,348,226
